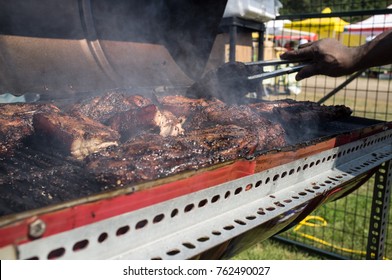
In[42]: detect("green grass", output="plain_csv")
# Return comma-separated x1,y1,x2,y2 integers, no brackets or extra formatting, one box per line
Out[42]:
231,238,326,260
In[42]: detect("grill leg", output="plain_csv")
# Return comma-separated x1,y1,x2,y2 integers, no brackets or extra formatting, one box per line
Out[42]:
366,160,392,259
229,24,237,62
257,27,264,61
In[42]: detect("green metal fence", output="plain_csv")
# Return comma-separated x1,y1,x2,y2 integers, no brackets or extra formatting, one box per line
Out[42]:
265,2,392,260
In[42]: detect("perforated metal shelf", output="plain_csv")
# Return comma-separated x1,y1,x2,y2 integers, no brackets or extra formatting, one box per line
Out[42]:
9,128,391,260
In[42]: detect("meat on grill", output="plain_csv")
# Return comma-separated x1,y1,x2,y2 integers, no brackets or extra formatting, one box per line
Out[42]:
33,110,120,160
126,94,153,108
249,99,352,124
273,103,352,125
178,101,287,150
68,90,152,124
86,124,258,186
156,94,223,118
248,98,304,112
69,91,184,141
0,103,59,156
1,92,355,190
0,117,33,156
248,99,352,143
106,104,184,141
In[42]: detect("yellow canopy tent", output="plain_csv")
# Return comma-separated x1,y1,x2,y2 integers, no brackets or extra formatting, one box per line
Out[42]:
284,8,349,40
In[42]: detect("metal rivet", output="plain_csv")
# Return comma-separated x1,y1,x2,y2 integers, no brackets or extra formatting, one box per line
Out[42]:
29,219,46,238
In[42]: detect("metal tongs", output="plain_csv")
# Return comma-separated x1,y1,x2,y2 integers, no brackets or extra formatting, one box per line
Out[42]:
186,59,310,103
245,58,309,81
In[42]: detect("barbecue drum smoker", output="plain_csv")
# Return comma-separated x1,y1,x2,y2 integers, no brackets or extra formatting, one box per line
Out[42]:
0,0,392,260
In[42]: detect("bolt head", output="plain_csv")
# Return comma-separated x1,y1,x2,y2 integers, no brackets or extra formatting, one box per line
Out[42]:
29,219,46,238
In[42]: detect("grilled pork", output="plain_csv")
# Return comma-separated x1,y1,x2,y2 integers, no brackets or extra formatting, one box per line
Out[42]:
86,124,258,186
205,103,288,150
68,91,183,141
68,90,152,124
156,95,222,118
33,111,120,160
178,101,288,150
248,98,304,112
0,103,59,156
106,104,184,141
273,103,352,124
249,99,352,123
249,99,352,144
126,94,153,108
1,93,354,188
0,117,33,156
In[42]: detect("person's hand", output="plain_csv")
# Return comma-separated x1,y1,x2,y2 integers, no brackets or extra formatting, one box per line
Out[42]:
280,38,358,80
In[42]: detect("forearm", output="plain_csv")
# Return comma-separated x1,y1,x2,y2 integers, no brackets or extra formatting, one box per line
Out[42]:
280,29,392,80
352,29,392,72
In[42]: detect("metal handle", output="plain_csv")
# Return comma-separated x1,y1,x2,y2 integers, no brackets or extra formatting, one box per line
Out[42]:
245,59,310,67
247,64,308,81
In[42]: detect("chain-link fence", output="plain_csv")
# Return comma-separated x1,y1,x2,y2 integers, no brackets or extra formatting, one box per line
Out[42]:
259,2,392,260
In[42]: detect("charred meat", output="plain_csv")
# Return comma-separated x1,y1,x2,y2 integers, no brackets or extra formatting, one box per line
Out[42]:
33,110,120,160
106,104,184,141
68,91,177,142
86,124,258,186
181,102,267,131
68,90,152,124
1,93,354,191
156,94,222,118
273,103,352,124
249,99,352,124
248,98,304,112
249,99,352,143
0,103,59,156
180,101,287,150
0,117,33,156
